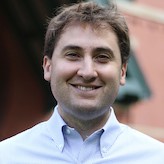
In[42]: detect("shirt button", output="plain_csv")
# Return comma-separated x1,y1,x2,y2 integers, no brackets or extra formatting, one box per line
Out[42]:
66,128,71,134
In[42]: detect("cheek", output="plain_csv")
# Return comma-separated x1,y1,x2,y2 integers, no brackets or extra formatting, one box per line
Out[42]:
50,62,78,102
51,61,78,83
98,65,121,83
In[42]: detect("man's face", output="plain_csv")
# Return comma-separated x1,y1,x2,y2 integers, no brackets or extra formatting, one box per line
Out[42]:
43,23,127,121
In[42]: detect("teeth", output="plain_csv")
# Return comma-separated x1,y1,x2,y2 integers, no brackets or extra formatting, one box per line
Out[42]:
77,86,95,91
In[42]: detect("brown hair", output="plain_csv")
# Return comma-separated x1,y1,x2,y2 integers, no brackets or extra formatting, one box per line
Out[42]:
43,1,130,64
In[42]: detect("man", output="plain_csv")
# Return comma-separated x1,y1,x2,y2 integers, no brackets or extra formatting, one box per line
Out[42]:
0,1,164,163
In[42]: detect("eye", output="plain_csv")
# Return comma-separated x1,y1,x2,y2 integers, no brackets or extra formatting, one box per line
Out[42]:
65,51,80,61
95,54,111,63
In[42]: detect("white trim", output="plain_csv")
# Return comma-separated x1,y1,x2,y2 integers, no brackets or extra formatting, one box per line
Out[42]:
116,1,164,24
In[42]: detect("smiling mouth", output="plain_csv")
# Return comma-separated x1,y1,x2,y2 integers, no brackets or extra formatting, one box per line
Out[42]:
71,85,101,91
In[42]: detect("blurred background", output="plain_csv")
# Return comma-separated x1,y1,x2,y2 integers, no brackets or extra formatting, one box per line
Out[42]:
0,0,164,141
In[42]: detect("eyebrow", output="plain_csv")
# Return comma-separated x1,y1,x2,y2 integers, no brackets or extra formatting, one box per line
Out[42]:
62,45,82,52
94,47,114,56
62,45,114,56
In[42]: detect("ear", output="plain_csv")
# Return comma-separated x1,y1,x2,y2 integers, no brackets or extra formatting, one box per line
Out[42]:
43,56,52,82
120,63,127,86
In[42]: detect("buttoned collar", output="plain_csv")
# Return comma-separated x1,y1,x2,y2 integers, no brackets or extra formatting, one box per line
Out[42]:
46,106,123,156
100,107,123,157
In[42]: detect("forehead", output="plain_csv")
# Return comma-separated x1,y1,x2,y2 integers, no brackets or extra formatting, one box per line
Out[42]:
62,22,116,37
56,23,119,49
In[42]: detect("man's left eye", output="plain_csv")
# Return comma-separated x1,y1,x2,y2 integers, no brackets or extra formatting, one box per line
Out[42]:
95,54,110,63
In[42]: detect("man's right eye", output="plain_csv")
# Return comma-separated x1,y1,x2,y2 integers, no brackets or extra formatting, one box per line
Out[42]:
65,52,80,60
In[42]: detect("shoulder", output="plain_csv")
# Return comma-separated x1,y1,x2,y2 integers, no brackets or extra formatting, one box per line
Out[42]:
0,121,56,163
127,125,163,143
119,124,164,152
0,121,47,155
104,124,164,163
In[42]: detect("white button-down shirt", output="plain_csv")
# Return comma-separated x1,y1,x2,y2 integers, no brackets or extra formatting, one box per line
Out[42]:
0,106,164,163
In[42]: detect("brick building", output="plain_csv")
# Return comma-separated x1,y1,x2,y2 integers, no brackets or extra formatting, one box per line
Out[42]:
117,0,164,141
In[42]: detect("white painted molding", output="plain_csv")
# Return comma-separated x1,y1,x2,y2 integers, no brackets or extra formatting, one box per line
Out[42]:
116,1,164,24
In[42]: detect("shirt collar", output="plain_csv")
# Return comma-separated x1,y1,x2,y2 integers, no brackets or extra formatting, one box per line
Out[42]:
46,106,123,155
46,106,66,152
100,107,123,157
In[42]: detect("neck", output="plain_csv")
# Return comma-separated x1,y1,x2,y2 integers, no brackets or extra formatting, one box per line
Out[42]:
76,115,110,140
59,107,111,140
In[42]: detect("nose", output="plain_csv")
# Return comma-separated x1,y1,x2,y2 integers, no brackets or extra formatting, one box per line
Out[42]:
77,57,98,81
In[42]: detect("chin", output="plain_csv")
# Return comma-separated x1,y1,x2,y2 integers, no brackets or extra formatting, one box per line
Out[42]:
70,104,107,120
